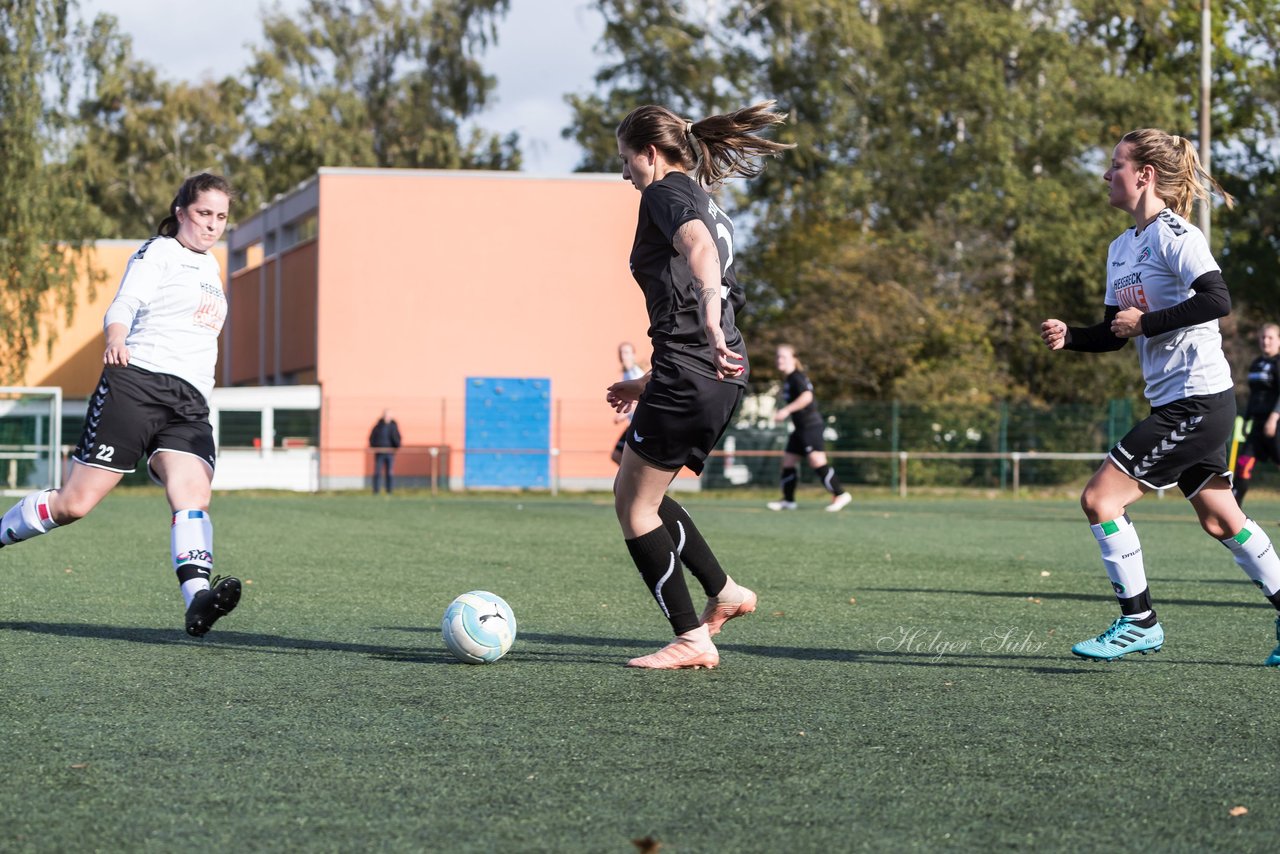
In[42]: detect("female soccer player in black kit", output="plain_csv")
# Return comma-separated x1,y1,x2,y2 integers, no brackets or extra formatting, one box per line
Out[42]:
768,344,852,512
606,101,792,669
1232,323,1280,507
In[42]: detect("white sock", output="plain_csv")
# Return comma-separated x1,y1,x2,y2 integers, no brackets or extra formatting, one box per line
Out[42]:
1091,515,1151,621
172,509,214,607
0,490,59,546
1221,519,1280,597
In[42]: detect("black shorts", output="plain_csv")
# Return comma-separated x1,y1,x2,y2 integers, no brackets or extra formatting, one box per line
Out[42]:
1239,417,1280,465
785,421,826,456
625,363,743,475
72,365,216,482
1109,390,1234,497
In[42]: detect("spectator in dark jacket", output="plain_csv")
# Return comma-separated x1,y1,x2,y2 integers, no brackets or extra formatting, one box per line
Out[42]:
369,410,402,494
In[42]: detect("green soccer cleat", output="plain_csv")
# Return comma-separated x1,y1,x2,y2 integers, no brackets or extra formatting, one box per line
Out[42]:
1071,616,1164,661
1266,616,1280,668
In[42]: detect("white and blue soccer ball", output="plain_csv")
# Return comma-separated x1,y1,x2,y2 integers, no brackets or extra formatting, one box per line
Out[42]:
441,590,517,664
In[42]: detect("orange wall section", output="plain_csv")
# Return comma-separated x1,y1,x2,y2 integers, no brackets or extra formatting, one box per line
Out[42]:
313,169,653,484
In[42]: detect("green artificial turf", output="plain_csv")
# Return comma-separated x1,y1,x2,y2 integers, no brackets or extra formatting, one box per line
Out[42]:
2,489,1277,851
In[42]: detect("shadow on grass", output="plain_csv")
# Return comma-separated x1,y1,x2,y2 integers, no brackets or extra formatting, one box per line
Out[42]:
0,620,457,665
2,621,1256,671
861,586,1265,609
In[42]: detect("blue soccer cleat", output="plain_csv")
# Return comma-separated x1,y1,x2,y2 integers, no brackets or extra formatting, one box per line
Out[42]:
1071,616,1164,661
1266,616,1280,668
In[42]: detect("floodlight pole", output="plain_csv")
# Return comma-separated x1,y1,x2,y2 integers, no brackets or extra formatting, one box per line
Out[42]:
1199,0,1212,241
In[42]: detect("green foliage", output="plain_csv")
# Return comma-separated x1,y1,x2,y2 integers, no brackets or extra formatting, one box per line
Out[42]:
241,0,518,201
0,0,100,382
570,0,1280,407
67,14,250,238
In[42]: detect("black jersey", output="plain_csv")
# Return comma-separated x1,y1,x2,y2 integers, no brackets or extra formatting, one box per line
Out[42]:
628,172,748,386
1244,354,1280,418
782,370,823,428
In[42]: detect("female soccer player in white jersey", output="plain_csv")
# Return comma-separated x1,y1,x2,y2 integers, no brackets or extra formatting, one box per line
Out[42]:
0,173,242,638
1041,129,1280,666
606,101,791,669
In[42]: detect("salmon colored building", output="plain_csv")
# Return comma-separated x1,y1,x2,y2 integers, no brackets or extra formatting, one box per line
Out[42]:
13,168,695,492
222,167,655,490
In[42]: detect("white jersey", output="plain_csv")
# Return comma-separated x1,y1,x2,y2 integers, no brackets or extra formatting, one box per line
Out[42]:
1104,208,1232,407
103,236,227,403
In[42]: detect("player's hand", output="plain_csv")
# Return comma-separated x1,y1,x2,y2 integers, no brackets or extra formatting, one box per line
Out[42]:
1111,307,1144,338
1040,319,1068,351
709,328,745,380
772,410,788,423
606,379,643,415
1267,413,1279,439
104,339,130,367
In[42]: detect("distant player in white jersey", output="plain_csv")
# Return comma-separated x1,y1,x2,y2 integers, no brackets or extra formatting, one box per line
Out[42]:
609,342,647,465
0,173,242,638
1041,129,1280,666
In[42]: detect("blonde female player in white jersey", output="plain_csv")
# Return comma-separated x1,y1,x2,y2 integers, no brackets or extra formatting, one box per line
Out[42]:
0,173,242,638
1041,129,1280,666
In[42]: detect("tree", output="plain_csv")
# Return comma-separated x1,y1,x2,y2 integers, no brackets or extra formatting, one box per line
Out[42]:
66,13,251,238
242,0,518,200
567,0,1280,408
0,0,100,382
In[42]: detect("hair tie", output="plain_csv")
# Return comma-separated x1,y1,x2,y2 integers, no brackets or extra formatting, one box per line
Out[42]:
685,121,693,135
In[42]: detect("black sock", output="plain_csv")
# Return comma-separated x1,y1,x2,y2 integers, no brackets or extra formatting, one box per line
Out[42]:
625,526,699,634
175,563,209,586
815,464,845,496
1119,588,1154,623
781,467,798,502
1268,590,1280,612
658,495,727,597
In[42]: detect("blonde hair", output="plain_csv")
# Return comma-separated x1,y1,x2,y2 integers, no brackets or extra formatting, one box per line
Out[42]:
616,101,793,189
1120,129,1234,219
777,344,804,373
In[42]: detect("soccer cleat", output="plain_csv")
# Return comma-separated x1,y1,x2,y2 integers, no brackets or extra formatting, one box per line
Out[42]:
826,492,853,513
700,584,758,637
185,575,242,638
1266,616,1280,668
626,637,719,670
766,500,798,511
1071,616,1163,661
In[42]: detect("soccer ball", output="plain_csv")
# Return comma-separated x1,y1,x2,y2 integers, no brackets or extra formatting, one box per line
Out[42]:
441,590,517,664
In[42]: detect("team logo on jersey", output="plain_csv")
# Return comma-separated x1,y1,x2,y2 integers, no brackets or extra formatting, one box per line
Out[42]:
1137,247,1152,264
1115,283,1149,311
1111,260,1126,267
192,282,227,332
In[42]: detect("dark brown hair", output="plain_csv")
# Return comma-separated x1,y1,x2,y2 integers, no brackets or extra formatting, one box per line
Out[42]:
157,173,235,237
1120,129,1234,219
616,101,793,188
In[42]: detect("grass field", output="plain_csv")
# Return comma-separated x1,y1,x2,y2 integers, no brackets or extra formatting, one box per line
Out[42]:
2,488,1278,852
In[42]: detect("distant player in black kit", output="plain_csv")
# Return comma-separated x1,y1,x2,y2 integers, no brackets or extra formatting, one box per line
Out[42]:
0,173,241,638
769,344,852,512
1232,323,1280,507
606,101,792,669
